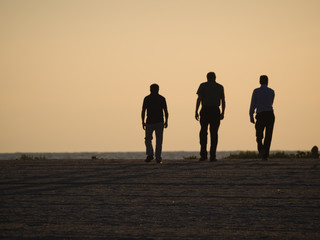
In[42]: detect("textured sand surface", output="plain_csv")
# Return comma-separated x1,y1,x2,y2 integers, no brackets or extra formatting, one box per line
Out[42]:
1,158,320,239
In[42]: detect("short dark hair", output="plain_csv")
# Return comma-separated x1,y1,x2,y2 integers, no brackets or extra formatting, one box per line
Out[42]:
260,75,268,85
150,84,159,94
207,72,216,82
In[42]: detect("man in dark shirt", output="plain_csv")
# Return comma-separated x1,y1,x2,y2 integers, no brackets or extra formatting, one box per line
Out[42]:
249,75,275,161
195,72,226,161
142,84,168,163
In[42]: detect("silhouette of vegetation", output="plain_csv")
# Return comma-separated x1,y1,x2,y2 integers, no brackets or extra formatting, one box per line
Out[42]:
183,155,198,160
225,150,319,159
225,151,260,159
20,154,46,160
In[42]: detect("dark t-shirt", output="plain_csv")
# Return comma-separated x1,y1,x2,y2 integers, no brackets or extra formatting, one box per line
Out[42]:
143,93,167,124
197,81,225,107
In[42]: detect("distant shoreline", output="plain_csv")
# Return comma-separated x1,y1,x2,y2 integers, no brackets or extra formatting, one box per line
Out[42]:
0,150,315,161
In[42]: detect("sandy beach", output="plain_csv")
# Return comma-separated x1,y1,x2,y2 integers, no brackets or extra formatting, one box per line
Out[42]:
1,158,319,239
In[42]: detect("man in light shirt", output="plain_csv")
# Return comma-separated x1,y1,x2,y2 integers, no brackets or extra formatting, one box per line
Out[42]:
249,75,275,161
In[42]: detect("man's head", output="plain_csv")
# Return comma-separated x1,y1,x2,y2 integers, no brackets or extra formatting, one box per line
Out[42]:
207,72,216,82
150,84,159,94
260,75,268,85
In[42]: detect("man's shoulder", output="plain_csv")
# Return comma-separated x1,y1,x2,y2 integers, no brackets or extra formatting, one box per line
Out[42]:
253,87,260,92
211,82,224,93
144,94,151,100
155,94,166,100
197,82,206,94
198,82,207,88
143,94,154,103
198,81,219,89
216,82,224,89
145,94,166,100
254,86,265,92
253,86,274,94
269,87,275,93
203,81,224,87
197,81,224,93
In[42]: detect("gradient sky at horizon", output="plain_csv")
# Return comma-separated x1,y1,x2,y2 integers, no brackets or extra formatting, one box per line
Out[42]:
1,0,319,153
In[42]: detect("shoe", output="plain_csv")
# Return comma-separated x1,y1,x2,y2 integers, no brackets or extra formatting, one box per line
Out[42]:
210,158,217,162
262,157,268,161
156,157,162,163
145,156,154,162
156,158,163,164
199,157,207,161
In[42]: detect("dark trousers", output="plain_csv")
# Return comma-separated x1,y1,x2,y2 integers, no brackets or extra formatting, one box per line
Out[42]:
199,107,220,159
255,111,275,158
145,123,164,160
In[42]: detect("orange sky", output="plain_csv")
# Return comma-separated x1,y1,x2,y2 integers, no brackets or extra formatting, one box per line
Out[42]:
1,0,319,152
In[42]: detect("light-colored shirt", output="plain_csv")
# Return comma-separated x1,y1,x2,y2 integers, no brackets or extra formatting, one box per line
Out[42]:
249,85,275,118
197,81,225,107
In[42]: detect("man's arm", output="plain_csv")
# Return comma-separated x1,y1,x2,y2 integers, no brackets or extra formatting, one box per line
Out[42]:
220,97,226,120
195,95,201,121
249,91,256,124
218,86,225,120
272,89,275,105
163,98,169,128
141,101,146,130
164,108,169,128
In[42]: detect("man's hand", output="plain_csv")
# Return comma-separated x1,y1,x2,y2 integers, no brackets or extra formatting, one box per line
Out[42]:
142,122,146,130
220,113,224,120
250,117,255,124
195,112,199,121
164,121,168,128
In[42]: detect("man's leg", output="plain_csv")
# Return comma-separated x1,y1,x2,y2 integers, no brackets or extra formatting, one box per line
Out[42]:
255,113,266,158
155,122,164,162
263,112,275,159
145,124,154,159
209,118,220,161
200,114,209,160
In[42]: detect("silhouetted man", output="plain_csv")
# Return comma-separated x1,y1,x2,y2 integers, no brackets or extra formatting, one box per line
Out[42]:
142,84,168,163
195,72,225,161
249,75,275,161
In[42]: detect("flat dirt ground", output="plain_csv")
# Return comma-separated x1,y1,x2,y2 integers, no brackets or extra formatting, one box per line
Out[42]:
1,158,320,239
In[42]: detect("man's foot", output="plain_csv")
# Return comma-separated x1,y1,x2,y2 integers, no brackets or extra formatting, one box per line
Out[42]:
210,158,217,162
156,158,163,164
145,156,154,162
199,157,207,161
262,157,268,161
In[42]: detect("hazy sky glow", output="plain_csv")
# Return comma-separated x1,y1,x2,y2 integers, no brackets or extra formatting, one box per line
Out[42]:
1,0,320,153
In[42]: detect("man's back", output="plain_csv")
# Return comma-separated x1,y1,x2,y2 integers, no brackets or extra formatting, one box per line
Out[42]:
143,94,167,124
197,81,224,107
250,85,274,114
